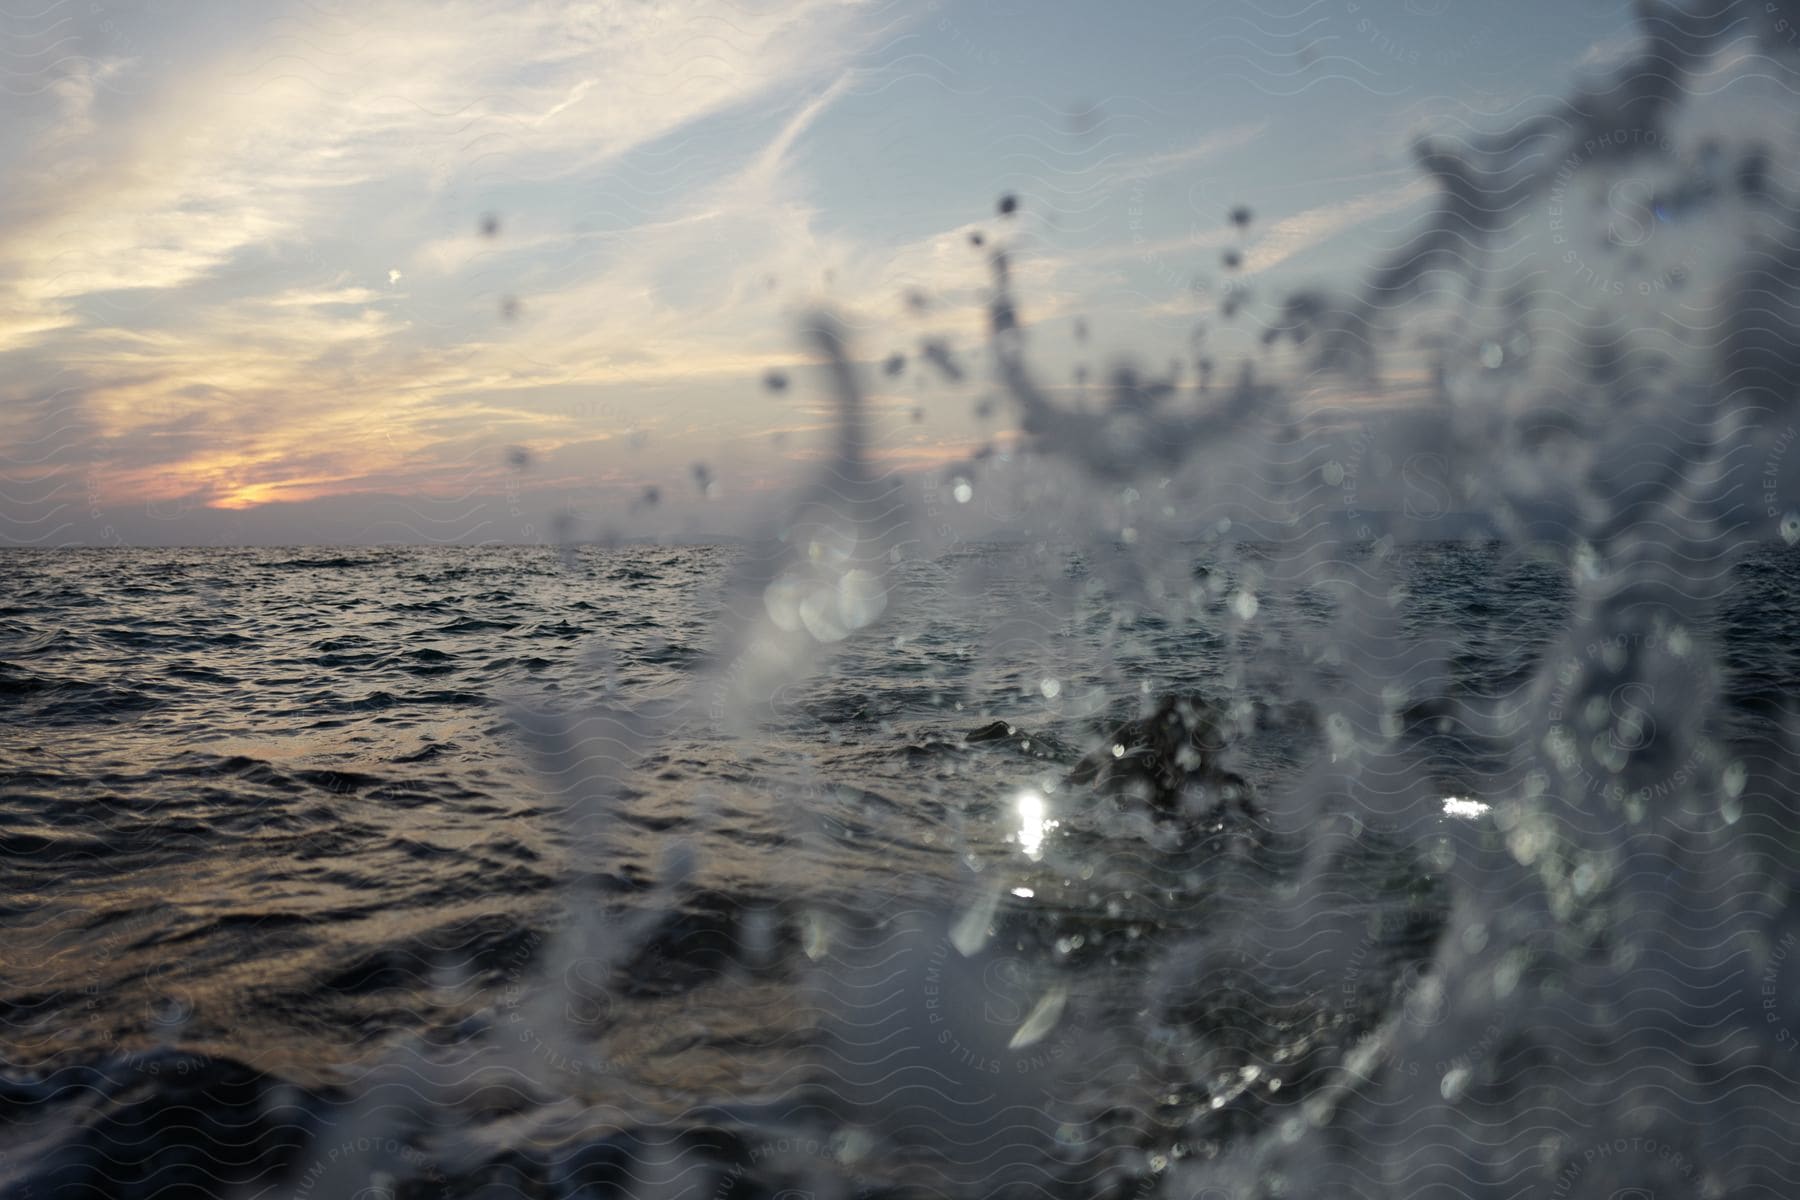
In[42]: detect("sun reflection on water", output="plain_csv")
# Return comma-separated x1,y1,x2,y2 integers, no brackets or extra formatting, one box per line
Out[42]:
1015,790,1057,860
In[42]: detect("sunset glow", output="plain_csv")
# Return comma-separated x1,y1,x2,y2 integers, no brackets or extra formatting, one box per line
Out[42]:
0,0,1623,545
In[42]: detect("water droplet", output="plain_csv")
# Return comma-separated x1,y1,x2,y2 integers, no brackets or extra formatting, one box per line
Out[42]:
1008,985,1067,1049
952,884,1004,955
1724,760,1747,797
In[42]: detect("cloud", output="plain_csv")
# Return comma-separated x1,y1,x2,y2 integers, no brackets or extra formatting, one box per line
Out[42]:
1239,179,1434,275
1107,121,1271,181
0,0,888,523
0,0,1467,543
1077,178,1430,278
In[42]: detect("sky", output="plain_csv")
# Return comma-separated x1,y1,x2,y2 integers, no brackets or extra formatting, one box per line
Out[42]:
0,0,1639,546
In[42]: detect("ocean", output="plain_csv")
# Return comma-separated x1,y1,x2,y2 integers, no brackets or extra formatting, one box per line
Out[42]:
3,541,1797,1197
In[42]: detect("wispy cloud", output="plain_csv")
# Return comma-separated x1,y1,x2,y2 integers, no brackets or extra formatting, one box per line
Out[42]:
0,0,886,514
1239,179,1433,275
1107,121,1270,181
0,0,1509,543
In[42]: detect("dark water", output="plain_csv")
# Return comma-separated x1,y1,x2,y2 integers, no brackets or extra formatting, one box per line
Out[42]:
1,542,1796,1196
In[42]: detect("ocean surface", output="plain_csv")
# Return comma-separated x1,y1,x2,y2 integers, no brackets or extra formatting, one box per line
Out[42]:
2,541,1797,1197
